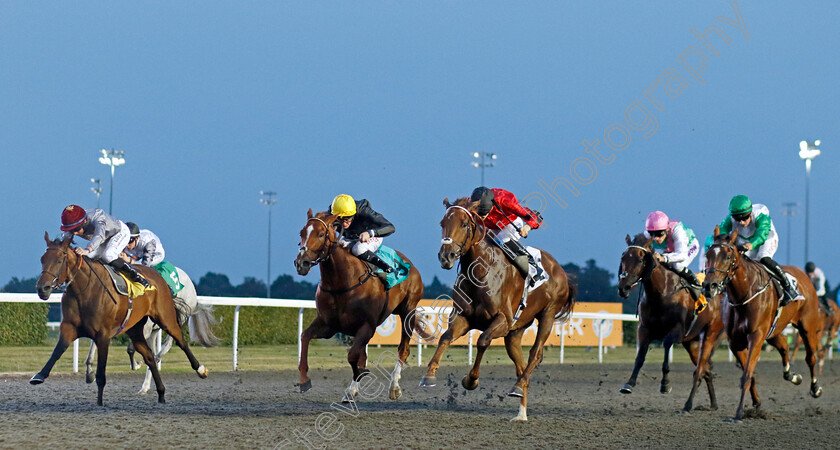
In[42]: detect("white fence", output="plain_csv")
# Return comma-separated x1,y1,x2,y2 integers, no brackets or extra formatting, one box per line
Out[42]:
0,293,638,372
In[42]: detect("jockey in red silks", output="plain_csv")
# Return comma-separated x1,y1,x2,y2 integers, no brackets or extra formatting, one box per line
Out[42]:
470,187,545,286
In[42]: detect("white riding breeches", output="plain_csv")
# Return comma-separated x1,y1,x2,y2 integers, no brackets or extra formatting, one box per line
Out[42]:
90,222,130,263
351,237,383,256
496,217,525,244
738,234,778,260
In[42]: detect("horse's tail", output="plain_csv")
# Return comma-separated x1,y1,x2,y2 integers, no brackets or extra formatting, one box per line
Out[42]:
188,303,221,348
555,279,577,321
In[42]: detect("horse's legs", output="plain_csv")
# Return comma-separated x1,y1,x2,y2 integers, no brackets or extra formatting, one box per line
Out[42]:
504,327,527,381
463,314,509,391
343,323,377,403
798,324,823,397
127,341,141,371
297,317,336,393
388,309,416,400
152,307,207,379
765,333,802,385
30,322,78,385
93,335,110,406
85,340,96,384
620,326,651,394
509,315,554,422
732,332,763,421
420,315,470,387
660,334,676,394
140,333,173,395
681,338,703,412
126,325,166,404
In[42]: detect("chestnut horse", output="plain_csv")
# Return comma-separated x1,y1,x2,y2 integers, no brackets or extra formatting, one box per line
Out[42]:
294,210,427,401
790,301,840,376
420,197,575,422
32,233,207,406
617,233,725,413
703,227,823,422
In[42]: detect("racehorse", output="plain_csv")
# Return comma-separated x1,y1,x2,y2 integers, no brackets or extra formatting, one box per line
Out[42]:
618,233,723,412
82,266,219,394
294,210,429,401
703,227,823,422
32,233,208,405
617,233,725,412
790,300,840,376
420,197,575,421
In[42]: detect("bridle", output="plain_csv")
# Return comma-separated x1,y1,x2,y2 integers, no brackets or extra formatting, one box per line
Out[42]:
40,246,82,291
299,217,338,266
705,242,771,306
440,205,486,259
619,245,655,290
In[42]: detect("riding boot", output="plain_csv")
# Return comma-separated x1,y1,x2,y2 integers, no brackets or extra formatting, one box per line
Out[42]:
760,257,797,307
678,267,707,313
818,295,832,314
357,251,395,274
503,241,531,279
110,259,151,289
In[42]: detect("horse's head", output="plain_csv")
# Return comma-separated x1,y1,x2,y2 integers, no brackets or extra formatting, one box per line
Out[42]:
702,225,741,298
295,209,339,276
36,231,74,300
438,197,482,270
618,233,655,298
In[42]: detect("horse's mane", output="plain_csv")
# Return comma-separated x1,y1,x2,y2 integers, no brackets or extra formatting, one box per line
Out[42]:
451,197,478,210
630,233,649,246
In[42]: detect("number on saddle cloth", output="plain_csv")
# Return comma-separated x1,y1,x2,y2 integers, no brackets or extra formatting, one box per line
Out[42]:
153,261,185,295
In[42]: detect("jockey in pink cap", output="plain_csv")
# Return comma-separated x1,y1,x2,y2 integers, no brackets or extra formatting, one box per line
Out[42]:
645,211,706,312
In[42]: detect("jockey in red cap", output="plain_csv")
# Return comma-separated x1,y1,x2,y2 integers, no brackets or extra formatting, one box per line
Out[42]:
59,205,151,288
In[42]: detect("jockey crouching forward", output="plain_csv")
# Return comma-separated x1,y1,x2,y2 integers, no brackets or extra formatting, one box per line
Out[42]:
330,194,395,283
470,187,545,286
59,205,151,288
645,211,706,313
720,195,797,306
805,262,831,313
122,222,183,295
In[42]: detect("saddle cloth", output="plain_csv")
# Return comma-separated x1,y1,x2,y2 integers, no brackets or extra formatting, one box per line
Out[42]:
102,264,154,298
525,246,549,293
374,245,411,289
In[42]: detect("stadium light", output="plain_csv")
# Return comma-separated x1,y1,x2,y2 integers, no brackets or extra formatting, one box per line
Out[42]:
471,152,498,186
90,178,102,209
260,190,278,298
798,140,821,262
98,149,125,214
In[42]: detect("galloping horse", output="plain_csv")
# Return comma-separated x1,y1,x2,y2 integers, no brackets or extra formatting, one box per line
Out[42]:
32,233,208,405
420,197,575,422
703,227,823,422
790,300,840,376
617,234,725,412
294,210,427,400
82,266,219,394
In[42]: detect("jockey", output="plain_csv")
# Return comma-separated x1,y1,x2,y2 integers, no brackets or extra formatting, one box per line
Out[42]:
59,205,151,288
330,194,395,279
719,194,797,306
122,222,165,267
644,211,705,312
805,262,831,312
470,187,544,284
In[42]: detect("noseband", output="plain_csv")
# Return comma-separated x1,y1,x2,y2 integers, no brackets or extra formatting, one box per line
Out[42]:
299,217,337,266
704,243,741,286
440,206,486,258
40,247,82,291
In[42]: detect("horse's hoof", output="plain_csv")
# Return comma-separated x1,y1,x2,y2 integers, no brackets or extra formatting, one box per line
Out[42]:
389,386,402,400
158,395,165,404
29,374,45,385
196,365,208,379
418,376,437,388
724,417,743,424
810,386,823,398
461,375,478,391
510,415,528,422
296,379,312,393
791,374,802,385
619,384,633,394
677,409,691,415
130,360,142,371
138,388,149,395
660,384,672,394
85,372,94,384
507,386,525,398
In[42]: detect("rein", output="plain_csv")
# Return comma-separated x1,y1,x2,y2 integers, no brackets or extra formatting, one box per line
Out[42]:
81,257,119,305
619,245,656,290
303,217,377,296
705,242,772,307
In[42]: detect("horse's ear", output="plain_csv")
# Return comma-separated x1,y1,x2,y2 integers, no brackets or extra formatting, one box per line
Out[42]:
469,200,480,211
729,230,739,245
644,237,653,249
443,197,451,208
307,208,313,219
44,231,50,245
625,234,632,246
713,225,720,238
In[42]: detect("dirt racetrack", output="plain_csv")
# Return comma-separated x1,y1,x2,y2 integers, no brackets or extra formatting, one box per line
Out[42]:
2,358,839,449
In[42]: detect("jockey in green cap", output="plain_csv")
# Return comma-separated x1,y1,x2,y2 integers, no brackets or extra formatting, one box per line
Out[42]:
718,195,797,306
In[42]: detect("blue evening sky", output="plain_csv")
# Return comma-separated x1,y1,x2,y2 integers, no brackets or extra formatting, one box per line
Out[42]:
1,1,837,291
